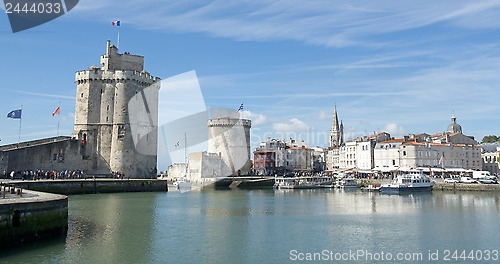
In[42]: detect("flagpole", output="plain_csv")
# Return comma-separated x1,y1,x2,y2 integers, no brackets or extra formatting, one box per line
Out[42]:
57,102,60,138
18,105,22,144
117,19,120,50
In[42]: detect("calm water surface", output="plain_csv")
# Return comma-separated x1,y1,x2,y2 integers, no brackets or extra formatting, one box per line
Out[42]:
1,189,500,263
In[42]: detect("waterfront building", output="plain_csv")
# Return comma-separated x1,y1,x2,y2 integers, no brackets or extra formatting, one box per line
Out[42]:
253,138,314,175
285,145,313,172
312,147,326,172
373,139,405,171
338,134,385,170
339,141,358,169
374,115,482,171
253,149,277,175
325,147,340,171
481,143,500,175
375,140,481,171
188,151,222,181
253,138,283,175
167,163,188,179
325,105,390,171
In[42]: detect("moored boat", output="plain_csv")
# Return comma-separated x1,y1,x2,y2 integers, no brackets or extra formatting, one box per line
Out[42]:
361,184,381,191
380,172,434,192
336,177,360,188
274,176,335,189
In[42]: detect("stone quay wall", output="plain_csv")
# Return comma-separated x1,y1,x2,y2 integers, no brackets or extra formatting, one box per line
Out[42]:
10,179,168,195
0,189,68,249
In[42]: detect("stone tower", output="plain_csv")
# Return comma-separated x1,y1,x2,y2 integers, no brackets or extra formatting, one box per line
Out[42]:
329,105,343,148
207,117,252,176
72,40,161,178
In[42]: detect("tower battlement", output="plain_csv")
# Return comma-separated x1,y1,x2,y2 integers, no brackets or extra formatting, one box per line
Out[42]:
75,69,160,83
208,118,252,128
100,40,144,71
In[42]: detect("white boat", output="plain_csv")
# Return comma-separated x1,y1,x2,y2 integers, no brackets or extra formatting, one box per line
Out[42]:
274,176,335,189
336,177,360,188
380,172,435,192
361,184,380,191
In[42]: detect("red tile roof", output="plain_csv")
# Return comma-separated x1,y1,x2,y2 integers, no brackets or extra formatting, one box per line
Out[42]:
379,139,405,143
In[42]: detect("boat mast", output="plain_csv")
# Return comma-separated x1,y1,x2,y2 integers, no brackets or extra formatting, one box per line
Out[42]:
184,132,188,178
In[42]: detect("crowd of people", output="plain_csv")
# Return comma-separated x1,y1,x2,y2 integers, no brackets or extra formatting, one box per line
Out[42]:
2,170,85,180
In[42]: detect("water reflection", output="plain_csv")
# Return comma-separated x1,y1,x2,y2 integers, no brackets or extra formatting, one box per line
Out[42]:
63,193,158,263
1,190,500,263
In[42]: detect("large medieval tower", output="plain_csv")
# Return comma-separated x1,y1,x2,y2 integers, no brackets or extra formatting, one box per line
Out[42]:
207,117,252,176
72,41,160,178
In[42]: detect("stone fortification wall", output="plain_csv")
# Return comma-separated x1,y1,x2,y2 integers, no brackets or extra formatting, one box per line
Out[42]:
1,138,94,174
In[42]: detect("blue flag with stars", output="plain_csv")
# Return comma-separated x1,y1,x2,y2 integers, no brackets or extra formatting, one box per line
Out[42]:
7,109,22,119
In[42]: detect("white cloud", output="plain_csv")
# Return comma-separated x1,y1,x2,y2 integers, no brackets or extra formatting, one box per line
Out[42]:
383,123,406,138
316,110,329,121
272,118,309,134
69,0,500,47
239,110,268,126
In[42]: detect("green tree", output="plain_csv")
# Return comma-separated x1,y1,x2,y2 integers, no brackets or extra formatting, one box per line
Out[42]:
482,135,499,143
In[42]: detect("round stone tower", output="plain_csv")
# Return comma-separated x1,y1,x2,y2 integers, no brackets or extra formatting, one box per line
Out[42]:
207,117,252,176
73,41,160,178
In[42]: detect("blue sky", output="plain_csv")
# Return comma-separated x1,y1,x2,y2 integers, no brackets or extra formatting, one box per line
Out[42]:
1,0,500,151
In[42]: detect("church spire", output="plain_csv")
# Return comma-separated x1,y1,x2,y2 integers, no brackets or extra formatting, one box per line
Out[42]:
329,105,343,148
331,105,339,132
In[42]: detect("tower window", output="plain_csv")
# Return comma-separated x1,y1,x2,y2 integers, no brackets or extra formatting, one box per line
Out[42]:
118,125,126,140
81,93,84,98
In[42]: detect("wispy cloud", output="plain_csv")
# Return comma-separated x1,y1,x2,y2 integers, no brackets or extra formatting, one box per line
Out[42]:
3,89,75,100
71,0,500,47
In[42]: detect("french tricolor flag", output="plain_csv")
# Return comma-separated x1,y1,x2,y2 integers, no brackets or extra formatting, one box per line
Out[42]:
112,20,120,26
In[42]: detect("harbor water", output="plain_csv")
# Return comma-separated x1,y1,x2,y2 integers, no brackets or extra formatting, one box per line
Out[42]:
1,189,500,263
